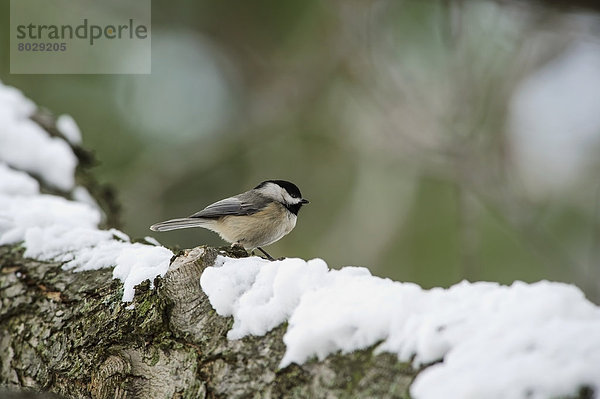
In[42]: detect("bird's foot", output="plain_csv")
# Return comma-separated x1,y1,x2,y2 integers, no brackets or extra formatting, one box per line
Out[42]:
229,243,249,258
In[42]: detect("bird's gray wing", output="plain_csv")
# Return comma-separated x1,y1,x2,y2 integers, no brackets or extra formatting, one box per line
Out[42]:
188,193,266,219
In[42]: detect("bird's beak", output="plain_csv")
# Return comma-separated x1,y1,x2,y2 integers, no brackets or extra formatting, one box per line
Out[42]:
300,198,309,204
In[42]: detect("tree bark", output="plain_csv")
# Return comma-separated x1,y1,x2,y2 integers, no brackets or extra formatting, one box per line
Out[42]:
0,244,416,398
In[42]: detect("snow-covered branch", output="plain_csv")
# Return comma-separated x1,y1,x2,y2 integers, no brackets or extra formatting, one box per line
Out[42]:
0,81,598,399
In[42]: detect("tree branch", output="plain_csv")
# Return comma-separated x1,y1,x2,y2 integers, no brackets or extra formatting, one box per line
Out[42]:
0,244,416,398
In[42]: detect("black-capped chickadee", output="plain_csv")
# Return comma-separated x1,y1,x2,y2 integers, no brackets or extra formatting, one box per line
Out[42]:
150,180,309,260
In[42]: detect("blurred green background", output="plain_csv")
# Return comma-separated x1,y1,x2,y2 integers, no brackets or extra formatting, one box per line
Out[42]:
2,0,600,301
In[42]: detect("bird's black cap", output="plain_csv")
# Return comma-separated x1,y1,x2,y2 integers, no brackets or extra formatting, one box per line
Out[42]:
256,180,303,199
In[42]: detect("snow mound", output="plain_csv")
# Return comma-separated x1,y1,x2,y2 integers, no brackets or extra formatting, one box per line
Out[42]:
0,81,172,302
201,255,600,399
0,163,172,302
56,114,82,144
0,81,77,191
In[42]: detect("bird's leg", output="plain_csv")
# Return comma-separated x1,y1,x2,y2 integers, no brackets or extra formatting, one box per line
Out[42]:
256,247,275,261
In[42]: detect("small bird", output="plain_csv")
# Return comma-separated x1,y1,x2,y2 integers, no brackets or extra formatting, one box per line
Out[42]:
150,180,309,260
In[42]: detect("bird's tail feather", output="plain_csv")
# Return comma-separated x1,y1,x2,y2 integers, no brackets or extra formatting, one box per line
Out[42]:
150,218,210,232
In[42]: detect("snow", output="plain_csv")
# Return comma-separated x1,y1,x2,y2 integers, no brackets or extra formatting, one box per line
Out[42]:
56,114,82,144
143,236,162,246
0,163,39,196
0,81,172,302
72,186,100,209
0,163,172,302
0,81,77,191
201,256,600,399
